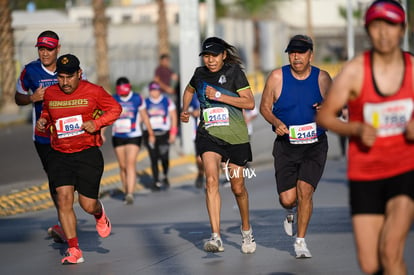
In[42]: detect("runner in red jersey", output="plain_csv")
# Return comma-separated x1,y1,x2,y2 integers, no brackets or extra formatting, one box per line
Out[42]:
36,54,121,265
317,1,414,274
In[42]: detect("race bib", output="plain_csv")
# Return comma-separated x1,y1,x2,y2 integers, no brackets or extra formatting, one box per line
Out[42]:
114,118,132,133
150,116,165,129
203,107,229,128
289,122,318,144
55,115,84,139
363,99,413,137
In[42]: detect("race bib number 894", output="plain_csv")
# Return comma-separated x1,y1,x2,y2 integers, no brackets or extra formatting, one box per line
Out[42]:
55,115,84,138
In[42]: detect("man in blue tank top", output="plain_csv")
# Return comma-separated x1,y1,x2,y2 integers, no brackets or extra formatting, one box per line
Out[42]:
260,35,332,259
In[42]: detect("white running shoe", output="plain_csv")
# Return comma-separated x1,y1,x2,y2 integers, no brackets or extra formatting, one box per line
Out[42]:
124,193,134,205
283,209,297,236
203,233,224,253
240,226,256,254
294,239,312,258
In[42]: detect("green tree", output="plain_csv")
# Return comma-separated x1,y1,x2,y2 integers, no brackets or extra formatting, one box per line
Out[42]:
10,0,65,10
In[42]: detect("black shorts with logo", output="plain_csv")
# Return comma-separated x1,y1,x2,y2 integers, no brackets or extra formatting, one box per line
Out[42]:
47,146,104,199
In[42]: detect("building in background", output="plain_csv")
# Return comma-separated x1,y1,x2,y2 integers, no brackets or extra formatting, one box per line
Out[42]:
12,0,375,90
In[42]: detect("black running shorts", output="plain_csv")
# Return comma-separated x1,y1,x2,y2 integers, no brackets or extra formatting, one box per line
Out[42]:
47,146,104,199
350,170,414,215
34,141,52,173
34,141,56,195
272,133,328,194
112,136,142,148
196,129,252,167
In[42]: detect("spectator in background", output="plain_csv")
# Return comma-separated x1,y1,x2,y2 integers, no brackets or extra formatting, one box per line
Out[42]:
154,54,179,102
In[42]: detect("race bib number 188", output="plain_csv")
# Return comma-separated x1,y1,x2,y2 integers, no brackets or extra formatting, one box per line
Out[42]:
363,99,413,137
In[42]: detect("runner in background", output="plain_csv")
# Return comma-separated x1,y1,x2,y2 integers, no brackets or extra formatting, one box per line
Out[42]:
111,77,155,204
15,30,66,243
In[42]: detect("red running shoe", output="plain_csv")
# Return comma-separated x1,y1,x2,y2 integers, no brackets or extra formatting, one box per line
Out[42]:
95,201,111,238
61,247,84,264
47,224,67,243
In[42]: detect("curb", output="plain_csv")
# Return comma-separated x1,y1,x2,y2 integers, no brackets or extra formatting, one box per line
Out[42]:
0,152,197,217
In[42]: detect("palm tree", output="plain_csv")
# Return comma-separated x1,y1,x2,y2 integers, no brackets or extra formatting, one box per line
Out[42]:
0,0,19,113
0,0,18,114
156,0,169,56
92,0,111,93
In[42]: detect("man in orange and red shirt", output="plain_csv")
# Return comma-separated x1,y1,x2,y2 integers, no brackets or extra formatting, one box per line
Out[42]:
37,54,121,265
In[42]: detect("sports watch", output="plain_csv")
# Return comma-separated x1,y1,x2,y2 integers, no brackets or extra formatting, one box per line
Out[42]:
214,91,221,99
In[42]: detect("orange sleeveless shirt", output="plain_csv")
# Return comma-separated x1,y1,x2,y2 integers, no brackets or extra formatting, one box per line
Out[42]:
348,51,414,181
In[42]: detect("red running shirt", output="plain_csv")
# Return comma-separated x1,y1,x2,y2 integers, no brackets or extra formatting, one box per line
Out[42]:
348,51,414,181
41,80,121,153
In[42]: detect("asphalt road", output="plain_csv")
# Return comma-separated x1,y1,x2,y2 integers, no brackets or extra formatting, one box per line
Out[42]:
0,107,413,274
1,159,398,275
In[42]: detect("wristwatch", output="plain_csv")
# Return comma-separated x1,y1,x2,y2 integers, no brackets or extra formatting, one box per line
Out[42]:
214,91,221,99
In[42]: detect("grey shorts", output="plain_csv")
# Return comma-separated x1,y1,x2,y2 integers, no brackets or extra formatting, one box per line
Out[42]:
272,133,328,194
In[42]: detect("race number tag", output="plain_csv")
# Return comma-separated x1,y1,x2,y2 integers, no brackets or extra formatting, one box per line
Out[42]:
363,99,413,137
55,115,84,139
150,116,165,129
114,118,132,133
289,122,318,144
203,107,230,128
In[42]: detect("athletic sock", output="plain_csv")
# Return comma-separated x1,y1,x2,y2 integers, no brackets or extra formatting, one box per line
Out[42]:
67,237,79,249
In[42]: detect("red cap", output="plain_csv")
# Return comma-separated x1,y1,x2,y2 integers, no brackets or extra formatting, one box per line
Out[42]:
116,83,131,96
365,0,405,26
35,36,59,49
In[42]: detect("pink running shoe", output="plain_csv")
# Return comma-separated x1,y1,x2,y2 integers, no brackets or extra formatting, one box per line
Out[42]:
95,201,111,238
61,247,84,264
47,224,67,243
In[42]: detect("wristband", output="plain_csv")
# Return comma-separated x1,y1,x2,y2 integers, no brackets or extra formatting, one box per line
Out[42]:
170,127,178,135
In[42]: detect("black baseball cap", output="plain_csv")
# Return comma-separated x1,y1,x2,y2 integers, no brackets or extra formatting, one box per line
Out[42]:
199,37,225,56
285,35,313,53
56,54,80,74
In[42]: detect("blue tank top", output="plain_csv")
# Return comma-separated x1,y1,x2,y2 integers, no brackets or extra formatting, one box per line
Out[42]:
272,65,325,139
145,95,171,132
